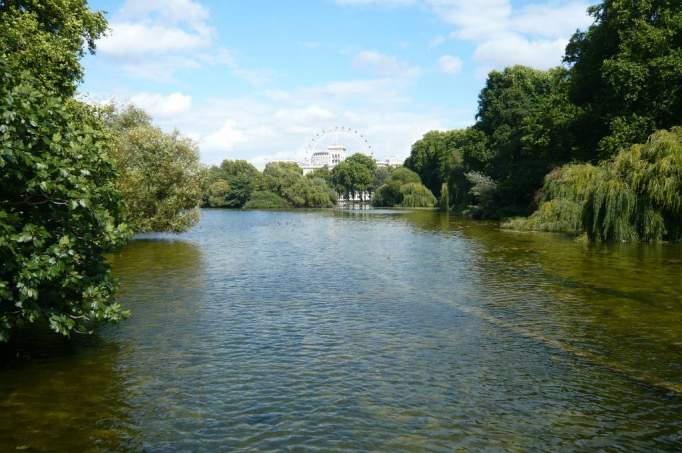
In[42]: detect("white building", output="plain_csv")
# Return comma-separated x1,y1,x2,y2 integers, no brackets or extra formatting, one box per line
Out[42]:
300,144,347,175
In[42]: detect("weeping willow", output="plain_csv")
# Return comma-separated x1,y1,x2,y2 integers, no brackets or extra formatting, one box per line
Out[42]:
505,127,682,242
439,182,450,212
400,183,436,208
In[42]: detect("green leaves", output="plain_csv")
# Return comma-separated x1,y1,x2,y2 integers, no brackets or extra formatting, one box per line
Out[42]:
0,58,130,342
106,106,203,233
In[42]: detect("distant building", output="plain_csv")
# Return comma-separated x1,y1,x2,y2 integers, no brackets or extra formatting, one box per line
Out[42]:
266,145,403,203
376,158,403,168
300,144,347,175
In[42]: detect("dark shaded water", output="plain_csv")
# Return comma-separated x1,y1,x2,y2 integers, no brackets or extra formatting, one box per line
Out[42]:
1,209,681,451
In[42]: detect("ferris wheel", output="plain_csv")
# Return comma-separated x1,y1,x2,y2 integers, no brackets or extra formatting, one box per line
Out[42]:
306,126,373,156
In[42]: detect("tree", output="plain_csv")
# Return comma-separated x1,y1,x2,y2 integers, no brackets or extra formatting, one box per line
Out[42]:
400,183,436,208
406,128,491,204
306,166,332,185
0,0,107,96
474,65,579,213
565,0,682,158
331,153,375,200
243,191,291,209
105,106,203,233
506,126,682,242
207,180,231,208
372,167,435,208
202,160,261,208
0,61,130,341
405,131,452,198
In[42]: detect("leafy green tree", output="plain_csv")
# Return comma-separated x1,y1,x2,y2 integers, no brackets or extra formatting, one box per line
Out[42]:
331,153,376,200
0,0,107,96
372,166,392,189
202,160,261,208
506,126,682,242
464,172,499,219
439,183,450,212
306,166,332,185
475,65,579,213
263,162,303,194
207,180,231,208
263,162,336,208
0,62,130,342
405,131,452,198
105,106,203,233
406,128,491,203
372,167,434,208
400,183,436,208
243,191,291,209
565,0,682,158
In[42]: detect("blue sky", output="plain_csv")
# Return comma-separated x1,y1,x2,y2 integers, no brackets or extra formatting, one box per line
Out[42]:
81,0,595,168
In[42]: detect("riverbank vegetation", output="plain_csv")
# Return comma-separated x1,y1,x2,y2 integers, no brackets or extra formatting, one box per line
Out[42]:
0,1,203,341
201,154,436,209
405,0,682,242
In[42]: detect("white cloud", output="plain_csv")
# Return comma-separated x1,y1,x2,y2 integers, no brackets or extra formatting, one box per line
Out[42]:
99,22,211,57
202,120,248,153
474,34,567,71
426,0,593,71
97,0,265,84
340,0,593,72
128,92,193,117
439,55,463,75
353,50,421,78
274,106,336,122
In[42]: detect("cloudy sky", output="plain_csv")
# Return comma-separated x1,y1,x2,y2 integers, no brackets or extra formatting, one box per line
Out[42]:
82,0,596,168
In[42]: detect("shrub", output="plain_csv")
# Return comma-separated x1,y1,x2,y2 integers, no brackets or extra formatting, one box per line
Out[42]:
243,191,291,209
400,183,436,208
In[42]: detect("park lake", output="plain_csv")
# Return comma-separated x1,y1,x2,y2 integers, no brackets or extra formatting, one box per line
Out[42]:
1,208,681,451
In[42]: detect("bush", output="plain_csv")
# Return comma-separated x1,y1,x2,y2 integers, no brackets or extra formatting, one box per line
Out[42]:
243,191,291,209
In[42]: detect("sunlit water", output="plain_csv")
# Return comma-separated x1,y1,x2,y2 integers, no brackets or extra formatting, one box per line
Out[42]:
1,209,681,452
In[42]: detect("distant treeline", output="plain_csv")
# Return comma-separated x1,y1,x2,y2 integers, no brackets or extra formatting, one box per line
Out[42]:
201,156,437,209
404,0,682,242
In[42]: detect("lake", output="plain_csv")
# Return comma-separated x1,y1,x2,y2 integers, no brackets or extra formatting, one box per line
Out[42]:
1,209,681,451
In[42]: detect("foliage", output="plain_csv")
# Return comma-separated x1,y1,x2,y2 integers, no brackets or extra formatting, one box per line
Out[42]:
474,65,581,212
331,153,375,199
261,162,336,208
206,180,231,208
0,0,107,96
202,160,262,208
372,166,392,189
509,127,682,242
464,172,499,219
565,0,682,158
306,166,332,185
439,183,450,212
399,183,436,208
105,106,203,233
405,129,489,198
372,167,435,208
0,61,130,342
243,191,291,209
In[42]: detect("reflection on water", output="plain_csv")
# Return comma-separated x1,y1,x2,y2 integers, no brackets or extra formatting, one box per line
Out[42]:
1,209,681,451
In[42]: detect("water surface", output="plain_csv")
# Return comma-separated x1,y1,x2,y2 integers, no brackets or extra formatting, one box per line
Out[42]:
1,209,681,451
